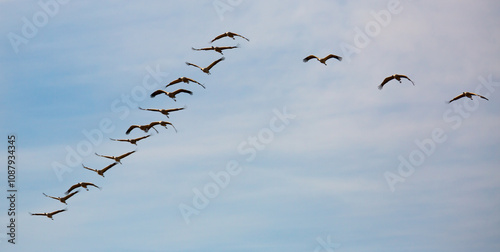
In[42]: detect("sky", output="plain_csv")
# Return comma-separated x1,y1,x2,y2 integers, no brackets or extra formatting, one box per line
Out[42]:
0,0,500,251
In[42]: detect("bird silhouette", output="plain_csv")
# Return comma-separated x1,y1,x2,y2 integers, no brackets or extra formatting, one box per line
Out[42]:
303,54,342,65
138,107,185,118
125,124,159,135
43,191,79,205
95,150,135,164
186,57,225,75
148,121,177,133
150,88,193,101
448,92,489,103
30,208,67,220
166,77,205,89
192,45,239,55
65,182,100,195
210,32,249,43
82,162,118,177
110,135,151,145
378,74,415,90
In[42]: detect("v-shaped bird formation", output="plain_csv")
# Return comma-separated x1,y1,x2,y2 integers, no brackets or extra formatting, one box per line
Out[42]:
31,32,249,219
32,29,490,220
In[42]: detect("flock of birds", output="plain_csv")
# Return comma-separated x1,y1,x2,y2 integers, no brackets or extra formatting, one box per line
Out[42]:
30,32,249,219
302,53,489,103
31,31,490,220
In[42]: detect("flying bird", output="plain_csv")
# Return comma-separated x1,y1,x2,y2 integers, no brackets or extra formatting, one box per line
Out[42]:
150,88,193,101
448,92,489,103
110,135,151,145
166,77,205,89
65,182,100,195
138,107,185,118
303,54,342,65
210,32,249,43
43,191,79,205
126,124,159,135
95,150,135,164
378,74,415,90
149,121,177,133
82,162,118,177
186,57,225,75
192,45,239,55
30,208,67,220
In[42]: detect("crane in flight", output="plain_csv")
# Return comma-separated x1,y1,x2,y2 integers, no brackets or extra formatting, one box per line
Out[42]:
303,54,342,65
150,88,193,101
42,191,79,205
82,162,118,177
30,208,67,220
126,124,159,135
110,135,151,145
448,92,489,103
210,32,249,43
166,77,205,89
148,121,177,133
95,150,136,164
378,74,415,90
186,57,225,75
139,107,185,118
65,182,100,195
192,45,239,55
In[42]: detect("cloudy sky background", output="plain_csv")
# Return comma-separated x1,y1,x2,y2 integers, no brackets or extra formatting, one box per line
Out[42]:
0,0,499,251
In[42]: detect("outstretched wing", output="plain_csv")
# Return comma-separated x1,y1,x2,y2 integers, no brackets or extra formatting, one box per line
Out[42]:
139,107,160,112
30,212,46,216
110,138,129,143
186,62,202,70
65,184,81,195
192,47,212,51
117,150,135,160
185,78,205,88
49,208,67,216
378,76,396,90
62,190,79,201
230,32,249,41
82,164,98,173
303,55,319,62
166,79,181,88
95,153,113,160
161,121,177,132
126,125,140,135
149,121,161,127
165,107,186,113
398,75,415,85
323,54,342,62
218,45,239,50
85,182,101,190
184,78,201,85
448,93,466,103
42,193,58,200
470,92,489,101
134,135,151,141
171,89,193,96
205,57,225,71
150,89,167,98
210,33,228,43
101,162,118,173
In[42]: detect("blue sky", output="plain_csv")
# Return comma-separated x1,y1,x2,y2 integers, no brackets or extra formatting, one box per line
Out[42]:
1,0,500,251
